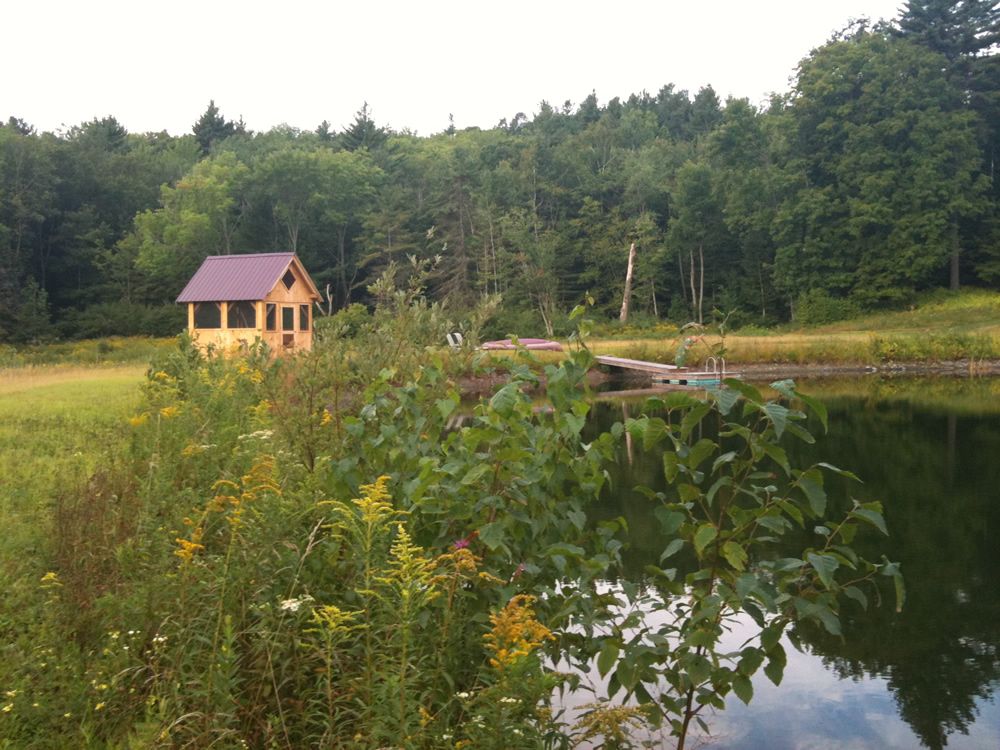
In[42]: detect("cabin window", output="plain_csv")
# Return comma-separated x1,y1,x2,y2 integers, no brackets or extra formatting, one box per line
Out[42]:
282,306,295,331
282,269,296,290
265,303,277,331
194,302,221,329
299,304,310,332
227,301,256,329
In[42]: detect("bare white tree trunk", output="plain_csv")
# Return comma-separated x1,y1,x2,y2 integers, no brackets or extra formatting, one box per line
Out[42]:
619,243,636,322
698,242,705,324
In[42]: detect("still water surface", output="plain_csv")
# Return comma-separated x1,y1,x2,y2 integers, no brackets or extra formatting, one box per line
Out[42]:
584,376,1000,750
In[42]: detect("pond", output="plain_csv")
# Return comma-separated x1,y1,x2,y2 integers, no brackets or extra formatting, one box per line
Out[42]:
581,375,1000,750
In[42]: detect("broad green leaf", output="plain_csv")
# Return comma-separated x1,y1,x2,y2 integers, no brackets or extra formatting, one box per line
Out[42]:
616,660,637,689
597,640,620,678
798,470,827,516
777,500,804,526
758,515,787,532
796,391,828,432
722,541,748,571
693,524,718,556
460,463,492,486
680,402,712,440
762,403,791,439
685,653,712,685
663,392,702,410
690,629,717,648
435,395,458,418
732,674,754,705
478,522,505,550
769,379,796,399
547,543,585,557
643,417,670,450
759,442,790,475
655,507,685,534
688,438,716,470
894,571,906,612
678,483,702,503
489,384,520,418
724,379,763,404
568,509,587,531
663,451,679,483
844,585,868,610
738,647,765,676
761,625,783,652
661,538,685,561
711,387,741,415
815,606,842,635
784,421,816,444
763,644,786,686
817,462,861,482
807,552,840,588
852,508,888,535
706,476,732,507
712,451,738,472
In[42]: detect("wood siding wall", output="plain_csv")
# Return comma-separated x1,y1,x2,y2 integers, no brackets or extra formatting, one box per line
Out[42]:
187,264,315,353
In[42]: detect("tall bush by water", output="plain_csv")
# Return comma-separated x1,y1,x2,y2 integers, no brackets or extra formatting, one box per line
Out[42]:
3,283,902,749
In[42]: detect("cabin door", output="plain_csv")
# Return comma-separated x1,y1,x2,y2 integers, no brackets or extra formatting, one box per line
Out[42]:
281,305,296,348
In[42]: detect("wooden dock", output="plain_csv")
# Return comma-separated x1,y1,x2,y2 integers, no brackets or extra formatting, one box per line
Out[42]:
594,355,679,377
594,355,739,386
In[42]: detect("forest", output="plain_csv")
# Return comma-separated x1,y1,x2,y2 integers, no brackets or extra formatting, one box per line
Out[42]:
2,1,1000,344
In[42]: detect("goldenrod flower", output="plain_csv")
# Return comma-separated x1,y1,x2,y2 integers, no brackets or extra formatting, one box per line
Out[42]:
484,595,553,669
174,538,205,562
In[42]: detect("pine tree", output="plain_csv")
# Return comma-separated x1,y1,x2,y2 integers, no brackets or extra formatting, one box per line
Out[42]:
341,103,388,151
192,100,239,154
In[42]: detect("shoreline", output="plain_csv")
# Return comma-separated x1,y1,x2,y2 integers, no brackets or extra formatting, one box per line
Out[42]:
458,358,1000,396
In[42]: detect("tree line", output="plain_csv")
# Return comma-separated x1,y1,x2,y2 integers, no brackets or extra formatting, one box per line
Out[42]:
2,0,999,343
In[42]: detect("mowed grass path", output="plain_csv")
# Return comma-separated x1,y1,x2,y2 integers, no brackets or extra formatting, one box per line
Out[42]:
0,365,146,581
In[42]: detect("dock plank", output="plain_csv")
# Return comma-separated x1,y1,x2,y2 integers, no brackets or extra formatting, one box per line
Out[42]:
595,354,740,385
594,355,680,376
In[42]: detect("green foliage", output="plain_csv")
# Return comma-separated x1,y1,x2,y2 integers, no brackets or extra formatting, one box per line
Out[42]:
616,379,901,746
0,282,904,749
794,289,863,326
775,29,990,303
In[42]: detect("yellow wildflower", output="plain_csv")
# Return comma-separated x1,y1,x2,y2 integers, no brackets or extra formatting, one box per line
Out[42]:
484,595,553,669
174,538,205,563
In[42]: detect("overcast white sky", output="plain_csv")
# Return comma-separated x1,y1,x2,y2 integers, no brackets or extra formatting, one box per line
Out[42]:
7,0,905,138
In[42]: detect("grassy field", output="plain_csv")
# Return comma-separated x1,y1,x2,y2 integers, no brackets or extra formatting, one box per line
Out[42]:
0,367,145,616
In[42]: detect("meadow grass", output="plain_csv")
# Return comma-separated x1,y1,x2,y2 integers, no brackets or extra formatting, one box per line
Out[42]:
582,288,1000,366
0,336,178,369
0,369,145,614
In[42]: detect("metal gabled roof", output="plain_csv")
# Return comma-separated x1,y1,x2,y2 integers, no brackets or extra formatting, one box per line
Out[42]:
176,253,320,303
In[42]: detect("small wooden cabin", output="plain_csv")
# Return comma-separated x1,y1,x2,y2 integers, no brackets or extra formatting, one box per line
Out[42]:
176,253,322,352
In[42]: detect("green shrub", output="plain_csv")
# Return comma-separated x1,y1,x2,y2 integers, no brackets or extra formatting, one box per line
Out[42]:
795,289,863,326
3,292,900,749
